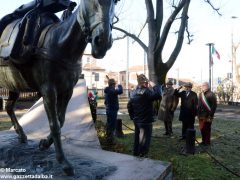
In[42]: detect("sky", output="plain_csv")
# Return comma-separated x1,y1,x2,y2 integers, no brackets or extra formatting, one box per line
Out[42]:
1,0,240,83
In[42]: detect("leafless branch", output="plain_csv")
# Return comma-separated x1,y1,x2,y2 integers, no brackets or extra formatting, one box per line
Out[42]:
113,34,127,41
166,0,190,69
204,0,222,16
113,15,120,25
132,19,148,44
137,19,147,39
155,0,187,52
113,26,148,51
185,21,193,44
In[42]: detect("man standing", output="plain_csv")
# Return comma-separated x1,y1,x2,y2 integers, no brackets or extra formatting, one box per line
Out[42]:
158,80,178,136
104,77,123,142
175,82,198,140
127,74,162,157
198,82,217,146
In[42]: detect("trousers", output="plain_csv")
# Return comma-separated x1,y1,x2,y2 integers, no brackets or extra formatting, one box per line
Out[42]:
199,118,212,145
133,122,152,157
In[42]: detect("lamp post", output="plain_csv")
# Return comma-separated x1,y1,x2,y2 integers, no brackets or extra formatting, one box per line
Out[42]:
144,51,147,75
126,36,129,96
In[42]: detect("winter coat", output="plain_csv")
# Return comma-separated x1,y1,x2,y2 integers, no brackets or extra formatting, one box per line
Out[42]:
198,90,217,119
158,86,179,122
127,85,162,124
104,85,123,111
174,89,198,123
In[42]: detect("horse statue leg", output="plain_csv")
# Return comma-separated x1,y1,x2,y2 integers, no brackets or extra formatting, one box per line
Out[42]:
39,89,73,150
5,91,27,143
41,85,74,176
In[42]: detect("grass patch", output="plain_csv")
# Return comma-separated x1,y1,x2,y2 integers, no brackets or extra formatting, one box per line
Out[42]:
96,114,240,179
0,110,239,179
0,116,12,131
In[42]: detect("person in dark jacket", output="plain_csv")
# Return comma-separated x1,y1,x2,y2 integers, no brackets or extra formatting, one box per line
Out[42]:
127,74,162,157
174,82,198,140
198,82,217,146
104,76,123,142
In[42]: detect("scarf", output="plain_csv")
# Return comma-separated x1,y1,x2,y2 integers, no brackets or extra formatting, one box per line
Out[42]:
200,92,211,112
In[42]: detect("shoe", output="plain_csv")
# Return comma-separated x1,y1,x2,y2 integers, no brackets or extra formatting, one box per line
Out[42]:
163,132,169,135
199,142,209,146
179,137,186,141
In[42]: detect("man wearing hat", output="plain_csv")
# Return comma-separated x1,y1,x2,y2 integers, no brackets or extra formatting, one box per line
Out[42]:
158,80,179,136
127,74,162,157
174,82,198,140
104,76,123,143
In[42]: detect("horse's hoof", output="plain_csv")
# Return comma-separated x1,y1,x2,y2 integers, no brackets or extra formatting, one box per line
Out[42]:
39,139,50,151
63,166,75,176
61,160,74,176
18,134,27,143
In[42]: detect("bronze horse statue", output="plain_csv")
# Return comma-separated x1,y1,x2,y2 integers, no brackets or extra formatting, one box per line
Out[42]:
0,0,118,176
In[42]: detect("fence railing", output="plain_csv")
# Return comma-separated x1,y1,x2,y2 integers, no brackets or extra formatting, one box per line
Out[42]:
0,88,40,101
87,88,130,99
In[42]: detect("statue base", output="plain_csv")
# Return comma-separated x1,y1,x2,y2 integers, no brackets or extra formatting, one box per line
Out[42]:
0,80,172,179
0,130,172,179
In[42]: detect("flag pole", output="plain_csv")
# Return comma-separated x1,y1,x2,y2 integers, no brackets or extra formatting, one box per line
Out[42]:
212,45,214,90
206,43,214,90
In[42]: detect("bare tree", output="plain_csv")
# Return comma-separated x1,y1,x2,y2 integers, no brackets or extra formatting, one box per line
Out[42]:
113,0,221,84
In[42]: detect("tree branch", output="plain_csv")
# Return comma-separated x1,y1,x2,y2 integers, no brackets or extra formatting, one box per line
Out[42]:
166,0,190,69
113,34,127,41
137,19,148,39
131,19,148,44
185,21,194,44
155,0,164,40
113,15,120,25
155,0,186,53
113,26,148,52
204,0,222,16
145,0,157,50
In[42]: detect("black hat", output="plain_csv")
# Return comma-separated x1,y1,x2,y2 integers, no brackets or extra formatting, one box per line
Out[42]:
166,80,173,85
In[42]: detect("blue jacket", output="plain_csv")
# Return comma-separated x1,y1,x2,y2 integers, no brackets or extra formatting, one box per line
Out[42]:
104,85,123,111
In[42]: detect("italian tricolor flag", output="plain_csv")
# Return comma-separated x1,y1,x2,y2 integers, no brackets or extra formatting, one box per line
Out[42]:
211,46,220,60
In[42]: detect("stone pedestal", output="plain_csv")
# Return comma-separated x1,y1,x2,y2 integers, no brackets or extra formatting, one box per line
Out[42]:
0,79,172,179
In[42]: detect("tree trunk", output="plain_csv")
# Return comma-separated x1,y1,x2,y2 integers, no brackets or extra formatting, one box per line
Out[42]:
148,52,168,85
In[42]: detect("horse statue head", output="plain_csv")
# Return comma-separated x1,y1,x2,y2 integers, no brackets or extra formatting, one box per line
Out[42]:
78,0,118,58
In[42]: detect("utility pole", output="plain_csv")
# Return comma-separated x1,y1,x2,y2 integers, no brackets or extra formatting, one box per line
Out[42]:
144,51,147,75
231,16,238,101
126,36,129,96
